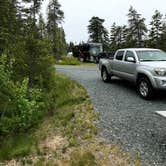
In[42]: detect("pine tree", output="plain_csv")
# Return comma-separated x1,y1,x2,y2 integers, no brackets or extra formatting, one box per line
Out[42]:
53,27,66,56
121,25,129,47
88,16,109,51
47,0,64,37
110,23,117,51
22,0,43,19
127,6,147,47
110,23,128,51
102,27,110,51
88,17,105,42
67,42,75,52
159,15,166,51
0,0,17,54
149,10,163,48
38,13,46,38
47,0,65,58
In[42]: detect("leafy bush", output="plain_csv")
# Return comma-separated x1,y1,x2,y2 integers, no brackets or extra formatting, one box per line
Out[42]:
56,56,81,65
0,55,45,135
0,36,60,137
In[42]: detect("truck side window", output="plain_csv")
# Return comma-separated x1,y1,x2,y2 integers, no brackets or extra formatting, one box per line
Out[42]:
125,51,135,61
115,51,124,61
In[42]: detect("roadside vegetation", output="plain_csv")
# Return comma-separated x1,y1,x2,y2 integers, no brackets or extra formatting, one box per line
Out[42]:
55,56,81,65
0,73,141,165
0,0,66,161
55,56,98,67
0,0,66,136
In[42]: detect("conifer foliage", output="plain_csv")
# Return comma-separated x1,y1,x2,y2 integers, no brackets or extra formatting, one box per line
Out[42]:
0,0,67,136
88,6,166,52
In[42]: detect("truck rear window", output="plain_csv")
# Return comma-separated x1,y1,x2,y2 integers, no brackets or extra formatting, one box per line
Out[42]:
115,51,124,61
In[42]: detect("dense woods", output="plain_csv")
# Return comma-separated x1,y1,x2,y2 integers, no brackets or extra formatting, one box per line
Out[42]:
0,0,67,136
88,6,166,52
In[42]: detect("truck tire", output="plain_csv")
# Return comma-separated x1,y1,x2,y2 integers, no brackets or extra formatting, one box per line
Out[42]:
101,67,111,82
137,77,154,99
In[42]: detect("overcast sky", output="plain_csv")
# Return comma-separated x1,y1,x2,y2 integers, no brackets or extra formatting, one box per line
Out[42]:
42,0,166,44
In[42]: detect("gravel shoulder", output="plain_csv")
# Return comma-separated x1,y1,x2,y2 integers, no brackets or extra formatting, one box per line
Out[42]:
56,65,166,166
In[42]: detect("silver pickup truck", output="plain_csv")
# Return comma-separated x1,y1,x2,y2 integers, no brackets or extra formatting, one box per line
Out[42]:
99,48,166,99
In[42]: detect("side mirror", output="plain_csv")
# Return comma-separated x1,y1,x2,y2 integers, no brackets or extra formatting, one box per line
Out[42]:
127,57,136,63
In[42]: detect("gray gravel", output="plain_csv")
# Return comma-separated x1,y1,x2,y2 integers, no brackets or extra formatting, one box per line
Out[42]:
56,65,166,166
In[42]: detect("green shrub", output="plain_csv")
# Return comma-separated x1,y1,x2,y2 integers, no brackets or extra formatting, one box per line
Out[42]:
9,37,57,113
56,56,81,65
0,36,59,136
0,37,60,136
0,55,45,135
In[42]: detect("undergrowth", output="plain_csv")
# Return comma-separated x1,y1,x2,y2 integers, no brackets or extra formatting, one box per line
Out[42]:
0,73,142,166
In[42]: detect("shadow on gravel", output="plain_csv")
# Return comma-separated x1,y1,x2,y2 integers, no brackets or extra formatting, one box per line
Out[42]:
155,91,166,101
109,77,136,90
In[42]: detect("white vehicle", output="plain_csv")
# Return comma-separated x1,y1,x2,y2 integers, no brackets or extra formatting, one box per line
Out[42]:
67,52,73,57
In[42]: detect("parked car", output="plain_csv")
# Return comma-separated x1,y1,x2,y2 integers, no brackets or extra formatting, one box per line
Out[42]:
96,52,114,63
99,48,166,99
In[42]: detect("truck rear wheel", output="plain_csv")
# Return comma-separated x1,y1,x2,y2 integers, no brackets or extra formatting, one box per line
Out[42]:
101,67,111,82
137,77,154,99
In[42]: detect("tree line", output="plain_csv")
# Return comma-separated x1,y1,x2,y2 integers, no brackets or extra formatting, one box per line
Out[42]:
0,0,66,136
87,6,166,52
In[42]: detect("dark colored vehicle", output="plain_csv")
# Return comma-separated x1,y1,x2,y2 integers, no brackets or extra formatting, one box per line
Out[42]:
72,43,103,62
96,52,115,63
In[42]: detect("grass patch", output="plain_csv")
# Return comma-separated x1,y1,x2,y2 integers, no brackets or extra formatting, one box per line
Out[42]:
0,133,37,161
0,73,143,166
55,56,81,65
70,150,96,166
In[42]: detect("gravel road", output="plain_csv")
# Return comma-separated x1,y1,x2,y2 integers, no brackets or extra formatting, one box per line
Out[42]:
56,65,166,166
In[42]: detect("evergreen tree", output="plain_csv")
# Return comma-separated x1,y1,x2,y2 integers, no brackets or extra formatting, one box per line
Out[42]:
121,25,129,47
0,0,17,54
149,10,163,48
127,6,147,47
159,15,166,51
38,13,46,38
55,27,67,56
110,23,128,51
47,0,64,36
23,0,43,19
110,23,117,51
67,42,75,52
47,0,65,58
115,26,123,48
102,28,110,51
88,16,109,51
